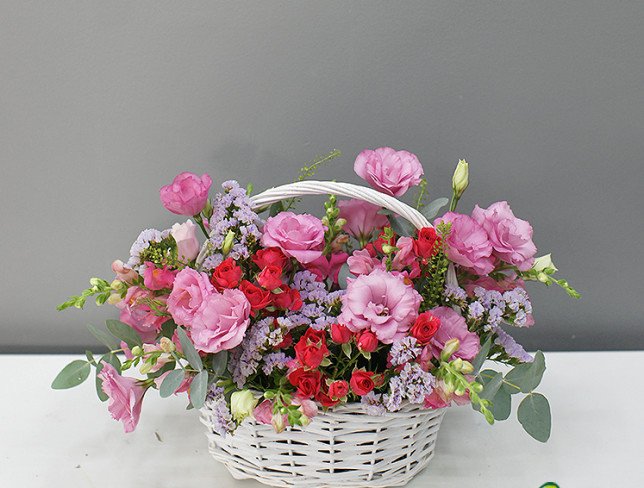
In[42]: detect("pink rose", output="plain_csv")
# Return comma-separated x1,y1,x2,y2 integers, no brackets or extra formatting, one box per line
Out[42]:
429,306,481,361
167,268,214,326
339,268,421,344
171,220,200,262
190,289,251,353
116,286,168,342
347,249,383,276
337,199,389,242
98,363,148,433
143,262,176,290
260,212,325,264
111,259,138,283
472,201,537,271
435,212,495,276
305,252,348,284
354,147,424,196
160,172,212,216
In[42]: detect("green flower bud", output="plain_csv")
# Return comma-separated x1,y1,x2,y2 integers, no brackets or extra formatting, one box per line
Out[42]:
110,280,125,291
107,293,122,305
470,381,484,393
222,230,235,256
532,254,557,273
230,390,258,423
139,362,152,374
159,336,175,353
460,361,474,374
452,159,469,198
537,272,550,283
271,413,286,433
381,244,396,255
131,346,142,356
451,358,464,371
440,338,460,362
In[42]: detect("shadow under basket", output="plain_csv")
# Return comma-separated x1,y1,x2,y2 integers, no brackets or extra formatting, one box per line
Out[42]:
200,402,446,488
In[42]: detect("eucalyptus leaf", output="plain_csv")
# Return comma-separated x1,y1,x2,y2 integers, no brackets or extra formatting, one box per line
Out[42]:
51,360,91,389
176,327,203,371
472,337,492,374
85,350,95,364
337,263,351,289
211,351,228,377
87,323,119,350
190,370,209,409
420,197,449,221
159,369,186,398
106,319,142,348
99,352,122,373
517,393,551,442
503,351,546,394
490,388,512,421
388,214,416,237
479,370,503,401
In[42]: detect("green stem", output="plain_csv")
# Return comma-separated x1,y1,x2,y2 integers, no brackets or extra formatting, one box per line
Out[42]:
193,214,210,239
449,193,460,212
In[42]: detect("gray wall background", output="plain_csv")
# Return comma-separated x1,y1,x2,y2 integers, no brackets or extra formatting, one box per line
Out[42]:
1,1,643,353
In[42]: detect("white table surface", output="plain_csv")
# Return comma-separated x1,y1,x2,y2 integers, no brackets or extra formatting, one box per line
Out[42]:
1,352,642,487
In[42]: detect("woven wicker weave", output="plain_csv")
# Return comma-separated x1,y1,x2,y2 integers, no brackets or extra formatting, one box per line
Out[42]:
200,180,452,487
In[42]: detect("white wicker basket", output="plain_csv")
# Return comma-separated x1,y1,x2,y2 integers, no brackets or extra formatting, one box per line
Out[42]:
200,180,451,488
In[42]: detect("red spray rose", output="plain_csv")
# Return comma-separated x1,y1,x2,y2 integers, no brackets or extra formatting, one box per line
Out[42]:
350,370,375,396
414,227,440,259
328,380,349,401
252,247,289,270
357,330,378,353
315,388,339,407
271,285,303,311
410,311,441,344
239,280,271,313
274,332,293,350
330,323,353,344
211,258,242,290
257,265,283,290
294,329,329,369
288,368,322,398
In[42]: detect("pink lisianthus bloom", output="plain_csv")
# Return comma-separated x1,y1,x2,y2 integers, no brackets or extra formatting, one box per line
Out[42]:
339,268,421,344
143,262,176,291
435,212,495,276
260,212,326,264
111,259,138,284
116,286,168,342
292,396,318,425
160,172,212,216
305,252,348,284
429,306,481,361
337,199,389,242
190,289,251,353
97,363,148,433
167,268,214,326
254,399,274,425
347,249,384,276
354,147,424,197
471,201,537,271
171,220,200,262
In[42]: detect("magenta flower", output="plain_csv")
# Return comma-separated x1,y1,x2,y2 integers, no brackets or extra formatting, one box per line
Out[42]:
305,252,348,284
167,268,214,327
338,199,389,242
339,268,421,344
429,306,481,361
190,289,251,353
142,262,176,291
354,147,424,196
435,212,495,276
261,212,325,264
472,201,537,271
160,172,212,216
98,363,148,433
347,248,383,276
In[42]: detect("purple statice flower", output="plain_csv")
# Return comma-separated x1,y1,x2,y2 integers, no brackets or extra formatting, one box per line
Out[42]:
389,337,422,366
285,271,344,331
385,363,435,411
474,287,504,309
493,326,534,363
467,301,485,320
444,284,467,304
127,228,170,269
201,253,224,271
204,385,235,437
262,352,292,375
361,392,387,416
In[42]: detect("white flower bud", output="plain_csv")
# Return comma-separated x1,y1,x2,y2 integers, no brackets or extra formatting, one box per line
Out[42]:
230,390,258,423
452,159,469,198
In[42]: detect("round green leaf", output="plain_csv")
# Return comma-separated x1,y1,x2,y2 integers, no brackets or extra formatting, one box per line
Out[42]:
211,351,228,377
159,369,186,398
52,360,91,389
106,319,142,348
518,393,551,442
189,370,209,409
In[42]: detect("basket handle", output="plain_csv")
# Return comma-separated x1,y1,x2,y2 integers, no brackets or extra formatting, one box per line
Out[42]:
250,180,431,230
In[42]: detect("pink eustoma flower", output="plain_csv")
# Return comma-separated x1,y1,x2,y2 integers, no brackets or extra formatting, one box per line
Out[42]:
354,147,424,196
429,306,481,361
160,172,212,216
98,363,148,433
260,212,326,264
116,286,168,342
167,268,214,327
338,199,389,242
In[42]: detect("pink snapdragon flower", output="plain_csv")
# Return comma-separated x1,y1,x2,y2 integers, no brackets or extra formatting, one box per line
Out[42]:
98,363,148,433
339,268,421,344
111,259,138,283
160,172,212,216
435,212,495,276
305,252,348,284
354,147,424,196
429,306,481,361
116,286,168,342
338,199,389,242
143,262,176,290
171,220,200,262
472,201,537,271
190,289,251,353
167,268,214,326
261,212,326,264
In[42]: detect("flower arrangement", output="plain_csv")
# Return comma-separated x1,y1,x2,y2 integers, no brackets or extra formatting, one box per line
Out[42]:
54,148,578,447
